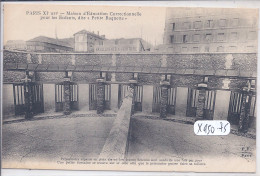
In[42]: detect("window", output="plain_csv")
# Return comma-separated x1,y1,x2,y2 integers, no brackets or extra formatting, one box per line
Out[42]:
230,32,238,41
192,47,199,52
219,19,226,27
205,20,213,28
246,17,255,27
183,22,191,29
217,46,224,52
183,35,188,43
193,34,200,42
247,46,255,51
228,46,237,52
76,35,80,41
217,33,225,41
248,31,256,40
205,46,209,52
194,21,202,29
170,35,174,44
79,35,84,41
172,23,175,31
182,47,188,52
231,18,239,27
205,33,212,42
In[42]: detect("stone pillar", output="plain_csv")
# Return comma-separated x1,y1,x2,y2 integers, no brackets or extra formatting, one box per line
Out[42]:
196,89,206,120
96,78,105,114
111,54,116,82
196,82,208,120
111,73,116,82
24,82,34,119
160,81,170,118
129,79,137,115
63,77,71,115
238,91,251,133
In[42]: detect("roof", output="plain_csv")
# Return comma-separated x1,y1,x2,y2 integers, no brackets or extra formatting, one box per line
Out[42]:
6,40,26,44
27,36,74,48
57,38,74,48
105,38,142,41
73,30,105,39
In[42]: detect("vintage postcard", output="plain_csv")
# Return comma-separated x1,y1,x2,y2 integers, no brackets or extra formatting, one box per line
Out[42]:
1,3,258,173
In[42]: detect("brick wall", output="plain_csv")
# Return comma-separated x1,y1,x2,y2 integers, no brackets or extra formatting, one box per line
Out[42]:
3,71,26,83
170,75,203,88
35,72,65,83
73,72,100,83
4,51,27,63
208,77,248,90
3,50,257,90
138,74,162,85
4,51,257,71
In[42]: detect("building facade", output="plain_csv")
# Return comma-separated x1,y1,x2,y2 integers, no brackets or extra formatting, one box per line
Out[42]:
94,38,151,53
26,36,74,53
4,40,27,51
162,8,258,53
74,30,105,53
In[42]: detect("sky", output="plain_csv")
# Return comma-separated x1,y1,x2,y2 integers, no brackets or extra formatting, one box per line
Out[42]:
3,4,166,46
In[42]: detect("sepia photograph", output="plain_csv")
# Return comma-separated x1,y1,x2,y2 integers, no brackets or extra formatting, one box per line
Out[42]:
1,3,258,173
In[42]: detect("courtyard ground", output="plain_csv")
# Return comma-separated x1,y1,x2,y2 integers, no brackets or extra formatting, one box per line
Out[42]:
2,114,256,169
2,116,115,163
128,116,256,161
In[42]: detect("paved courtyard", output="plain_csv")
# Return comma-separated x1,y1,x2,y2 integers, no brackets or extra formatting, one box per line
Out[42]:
2,116,115,163
2,115,256,167
128,116,256,162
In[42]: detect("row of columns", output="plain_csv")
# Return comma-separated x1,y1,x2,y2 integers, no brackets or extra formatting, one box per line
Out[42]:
22,71,254,133
158,77,255,133
62,73,138,115
158,79,208,119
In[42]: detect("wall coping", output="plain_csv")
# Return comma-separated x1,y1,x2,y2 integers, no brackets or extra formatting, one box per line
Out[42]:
3,49,257,55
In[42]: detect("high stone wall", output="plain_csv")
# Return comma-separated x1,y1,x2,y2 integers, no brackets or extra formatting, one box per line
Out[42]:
3,50,256,90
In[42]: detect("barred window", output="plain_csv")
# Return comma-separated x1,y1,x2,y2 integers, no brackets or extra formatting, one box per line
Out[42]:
193,34,200,42
219,19,227,27
170,35,174,44
217,33,225,41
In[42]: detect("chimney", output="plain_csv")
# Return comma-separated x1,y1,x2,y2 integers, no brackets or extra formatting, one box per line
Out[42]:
97,31,99,35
